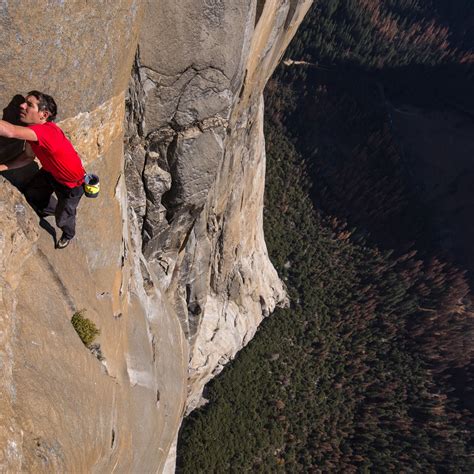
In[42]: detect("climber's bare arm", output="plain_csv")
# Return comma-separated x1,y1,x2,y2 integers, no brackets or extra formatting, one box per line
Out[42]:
0,143,36,172
0,119,37,141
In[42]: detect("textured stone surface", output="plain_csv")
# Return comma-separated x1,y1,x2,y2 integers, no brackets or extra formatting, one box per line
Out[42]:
0,180,38,472
0,2,188,472
58,93,126,168
125,0,313,414
173,68,233,128
139,0,252,82
0,0,142,118
165,128,225,212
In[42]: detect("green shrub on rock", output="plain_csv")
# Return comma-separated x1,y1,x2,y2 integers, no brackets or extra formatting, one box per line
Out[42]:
71,309,100,348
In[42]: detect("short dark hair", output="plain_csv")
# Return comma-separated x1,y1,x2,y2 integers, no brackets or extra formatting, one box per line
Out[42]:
27,90,57,122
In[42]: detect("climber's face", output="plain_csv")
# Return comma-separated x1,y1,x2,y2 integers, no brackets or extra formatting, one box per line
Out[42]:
19,95,49,124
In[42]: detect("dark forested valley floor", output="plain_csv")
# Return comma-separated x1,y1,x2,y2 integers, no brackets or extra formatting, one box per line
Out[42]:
177,1,474,471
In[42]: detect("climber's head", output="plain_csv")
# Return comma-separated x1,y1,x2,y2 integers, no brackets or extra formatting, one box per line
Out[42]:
19,91,57,124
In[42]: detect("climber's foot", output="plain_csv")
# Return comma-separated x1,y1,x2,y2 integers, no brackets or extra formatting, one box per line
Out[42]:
56,234,71,249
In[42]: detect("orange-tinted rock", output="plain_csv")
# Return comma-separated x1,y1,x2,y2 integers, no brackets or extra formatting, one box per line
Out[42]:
0,0,312,471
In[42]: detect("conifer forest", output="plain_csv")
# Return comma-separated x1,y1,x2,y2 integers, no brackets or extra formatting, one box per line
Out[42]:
178,1,474,471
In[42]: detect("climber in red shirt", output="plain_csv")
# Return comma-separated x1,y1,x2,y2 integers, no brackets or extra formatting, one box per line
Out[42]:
0,91,85,249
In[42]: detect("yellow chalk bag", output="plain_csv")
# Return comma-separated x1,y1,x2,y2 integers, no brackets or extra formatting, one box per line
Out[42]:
84,173,100,198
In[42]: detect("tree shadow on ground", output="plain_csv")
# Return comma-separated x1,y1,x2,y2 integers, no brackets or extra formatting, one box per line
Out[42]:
277,61,474,266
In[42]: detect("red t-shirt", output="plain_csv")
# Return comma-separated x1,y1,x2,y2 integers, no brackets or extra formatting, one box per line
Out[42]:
27,122,85,188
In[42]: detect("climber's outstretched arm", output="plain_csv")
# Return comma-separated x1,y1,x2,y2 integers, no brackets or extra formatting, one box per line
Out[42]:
0,119,37,141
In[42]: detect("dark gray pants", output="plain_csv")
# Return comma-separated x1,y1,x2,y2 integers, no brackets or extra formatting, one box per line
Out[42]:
24,169,84,239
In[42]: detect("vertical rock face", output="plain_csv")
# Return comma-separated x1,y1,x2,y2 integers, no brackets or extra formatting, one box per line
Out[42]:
0,0,311,471
0,2,188,472
125,0,312,411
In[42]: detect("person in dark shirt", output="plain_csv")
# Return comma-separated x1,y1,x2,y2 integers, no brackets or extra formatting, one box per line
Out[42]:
0,91,85,249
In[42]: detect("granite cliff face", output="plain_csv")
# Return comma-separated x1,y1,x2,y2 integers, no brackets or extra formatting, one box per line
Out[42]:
126,0,312,413
0,0,311,471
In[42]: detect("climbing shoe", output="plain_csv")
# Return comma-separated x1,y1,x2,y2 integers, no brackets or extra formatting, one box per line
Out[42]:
56,235,71,249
